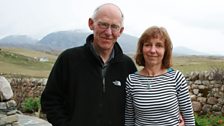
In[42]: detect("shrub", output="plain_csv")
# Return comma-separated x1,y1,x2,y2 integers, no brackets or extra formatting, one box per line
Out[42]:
21,97,40,113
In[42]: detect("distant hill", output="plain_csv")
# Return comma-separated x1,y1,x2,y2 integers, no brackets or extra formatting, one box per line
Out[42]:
173,46,208,56
118,34,138,54
39,30,89,51
0,35,37,44
0,29,213,56
38,30,138,54
0,35,38,49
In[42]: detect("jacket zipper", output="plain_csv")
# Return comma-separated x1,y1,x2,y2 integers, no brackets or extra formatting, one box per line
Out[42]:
101,63,108,93
103,77,106,92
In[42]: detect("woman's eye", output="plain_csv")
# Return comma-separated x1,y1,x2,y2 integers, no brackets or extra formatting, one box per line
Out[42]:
144,43,150,47
156,44,163,48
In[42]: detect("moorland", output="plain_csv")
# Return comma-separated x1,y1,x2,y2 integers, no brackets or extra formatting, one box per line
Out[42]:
0,47,224,78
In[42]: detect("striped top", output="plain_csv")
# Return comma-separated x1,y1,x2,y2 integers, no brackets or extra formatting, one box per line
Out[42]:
125,69,195,126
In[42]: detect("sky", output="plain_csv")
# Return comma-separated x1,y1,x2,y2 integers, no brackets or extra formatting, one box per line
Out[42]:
0,0,224,55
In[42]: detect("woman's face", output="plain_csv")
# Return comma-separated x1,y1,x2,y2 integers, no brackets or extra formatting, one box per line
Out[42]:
142,38,165,67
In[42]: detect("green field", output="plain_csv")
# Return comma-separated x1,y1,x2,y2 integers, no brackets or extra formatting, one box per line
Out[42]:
173,55,224,74
0,48,224,77
132,55,224,75
0,48,57,78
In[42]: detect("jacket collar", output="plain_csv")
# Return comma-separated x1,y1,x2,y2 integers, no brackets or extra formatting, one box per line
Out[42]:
85,34,124,63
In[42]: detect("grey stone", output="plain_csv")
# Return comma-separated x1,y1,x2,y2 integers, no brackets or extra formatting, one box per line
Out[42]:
207,97,218,105
17,114,52,126
0,76,13,100
192,101,201,112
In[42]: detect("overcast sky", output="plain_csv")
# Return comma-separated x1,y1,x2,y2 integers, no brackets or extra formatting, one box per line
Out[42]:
0,0,224,55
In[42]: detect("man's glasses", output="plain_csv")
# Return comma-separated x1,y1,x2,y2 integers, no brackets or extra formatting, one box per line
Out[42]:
97,21,121,32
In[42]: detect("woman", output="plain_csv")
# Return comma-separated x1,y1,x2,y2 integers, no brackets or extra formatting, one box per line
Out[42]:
125,26,195,126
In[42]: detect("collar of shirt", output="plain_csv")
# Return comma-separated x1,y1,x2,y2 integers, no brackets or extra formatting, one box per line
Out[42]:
90,42,115,66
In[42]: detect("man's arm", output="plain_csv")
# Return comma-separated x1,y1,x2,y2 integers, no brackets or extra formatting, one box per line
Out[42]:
41,54,70,126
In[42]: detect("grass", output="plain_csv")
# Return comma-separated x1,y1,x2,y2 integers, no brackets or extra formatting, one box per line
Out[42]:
173,55,224,74
1,48,224,77
2,48,224,122
195,113,224,126
3,48,57,61
135,55,224,75
0,48,56,77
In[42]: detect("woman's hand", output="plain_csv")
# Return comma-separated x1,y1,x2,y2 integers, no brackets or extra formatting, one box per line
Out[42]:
179,113,185,126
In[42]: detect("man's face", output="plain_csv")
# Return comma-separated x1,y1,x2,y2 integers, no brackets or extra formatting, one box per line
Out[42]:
88,5,124,52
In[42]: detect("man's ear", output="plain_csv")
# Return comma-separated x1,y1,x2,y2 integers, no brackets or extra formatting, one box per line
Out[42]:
116,27,124,37
119,27,124,34
88,18,94,30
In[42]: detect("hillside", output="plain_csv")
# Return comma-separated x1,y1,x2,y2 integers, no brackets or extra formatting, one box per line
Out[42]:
0,30,138,54
38,30,89,51
0,48,56,77
0,29,213,56
1,47,224,78
172,55,224,74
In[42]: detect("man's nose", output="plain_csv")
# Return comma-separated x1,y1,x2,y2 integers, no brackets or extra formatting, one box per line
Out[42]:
104,27,113,34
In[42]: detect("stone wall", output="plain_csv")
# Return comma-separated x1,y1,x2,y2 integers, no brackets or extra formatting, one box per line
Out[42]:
8,78,47,110
0,76,20,126
4,70,224,116
186,71,224,116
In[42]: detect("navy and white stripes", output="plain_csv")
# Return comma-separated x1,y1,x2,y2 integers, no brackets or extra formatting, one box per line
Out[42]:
125,70,195,126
